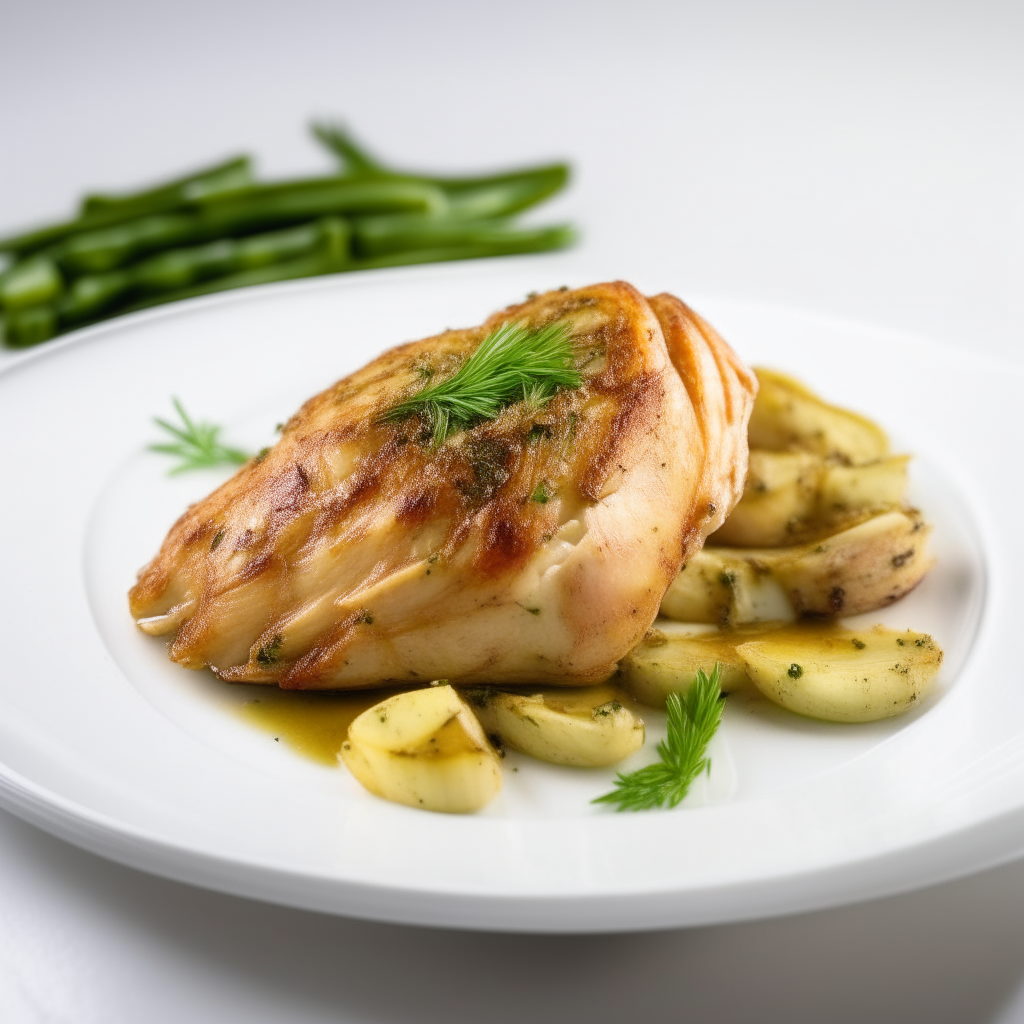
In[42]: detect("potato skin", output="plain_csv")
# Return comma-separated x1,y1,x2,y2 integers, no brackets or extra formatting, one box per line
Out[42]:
769,510,933,616
661,510,933,625
678,366,930,630
736,624,942,722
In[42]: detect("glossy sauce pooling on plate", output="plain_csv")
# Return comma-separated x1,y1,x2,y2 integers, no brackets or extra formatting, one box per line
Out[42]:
238,687,415,764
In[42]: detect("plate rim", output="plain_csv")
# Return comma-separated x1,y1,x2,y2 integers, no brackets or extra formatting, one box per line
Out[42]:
4,742,1024,934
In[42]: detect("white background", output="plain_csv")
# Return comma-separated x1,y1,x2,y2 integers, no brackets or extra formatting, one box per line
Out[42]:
2,1,1023,1020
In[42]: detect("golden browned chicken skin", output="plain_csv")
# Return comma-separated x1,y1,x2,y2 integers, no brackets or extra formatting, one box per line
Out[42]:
650,294,758,543
130,282,756,688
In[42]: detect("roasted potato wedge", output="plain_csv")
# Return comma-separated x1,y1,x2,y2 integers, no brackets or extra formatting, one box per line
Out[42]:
748,368,888,464
659,547,795,625
712,450,822,547
769,510,933,616
713,450,910,547
736,624,942,722
465,685,644,767
819,456,909,515
618,627,751,707
620,621,944,722
662,510,933,625
340,685,502,813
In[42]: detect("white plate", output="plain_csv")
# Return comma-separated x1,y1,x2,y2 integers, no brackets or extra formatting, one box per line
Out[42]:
0,256,1020,933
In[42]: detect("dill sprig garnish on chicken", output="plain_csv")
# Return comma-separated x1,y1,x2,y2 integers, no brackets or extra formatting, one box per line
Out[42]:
383,321,582,444
150,397,252,474
594,664,725,811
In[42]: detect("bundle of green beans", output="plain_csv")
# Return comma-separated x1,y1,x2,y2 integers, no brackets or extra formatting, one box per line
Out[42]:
0,125,574,348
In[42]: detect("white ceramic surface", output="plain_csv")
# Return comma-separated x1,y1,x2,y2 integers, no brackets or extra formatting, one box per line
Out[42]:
0,256,1017,933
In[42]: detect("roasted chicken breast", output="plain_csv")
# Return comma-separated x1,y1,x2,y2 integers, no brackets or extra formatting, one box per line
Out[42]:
129,282,756,688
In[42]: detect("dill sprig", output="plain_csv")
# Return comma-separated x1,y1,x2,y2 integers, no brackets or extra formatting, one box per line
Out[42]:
383,321,581,444
594,664,725,812
150,397,252,474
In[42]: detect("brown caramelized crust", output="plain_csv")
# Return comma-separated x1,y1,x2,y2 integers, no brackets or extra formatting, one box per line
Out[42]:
129,282,756,688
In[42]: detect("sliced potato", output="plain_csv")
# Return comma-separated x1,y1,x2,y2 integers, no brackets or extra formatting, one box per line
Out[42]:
618,627,752,707
736,624,942,722
620,620,944,722
818,456,909,516
339,684,502,813
659,547,795,625
748,368,888,464
662,510,933,625
464,685,644,767
769,509,933,617
713,450,821,547
713,450,910,547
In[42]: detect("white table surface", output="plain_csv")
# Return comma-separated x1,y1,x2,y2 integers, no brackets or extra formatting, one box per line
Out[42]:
2,1,1023,1020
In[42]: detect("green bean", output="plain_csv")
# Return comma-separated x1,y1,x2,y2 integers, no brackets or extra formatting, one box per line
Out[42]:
123,225,573,314
54,213,210,274
352,215,567,258
353,225,576,269
441,166,569,218
120,247,350,315
311,122,568,215
0,256,63,310
197,178,447,233
136,239,263,294
60,270,129,323
60,218,350,324
80,155,253,215
10,219,346,333
3,222,572,348
312,124,385,174
0,156,254,256
134,219,347,293
342,166,569,220
3,304,59,347
11,176,425,261
51,178,446,273
1,126,574,349
49,177,443,275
